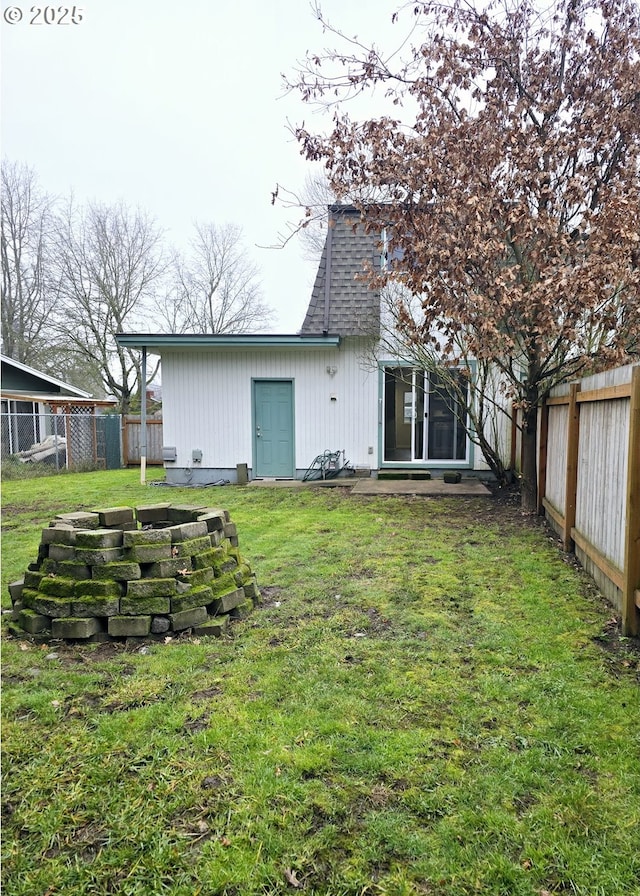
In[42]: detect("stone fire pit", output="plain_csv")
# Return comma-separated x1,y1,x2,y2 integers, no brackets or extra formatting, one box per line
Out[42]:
8,503,259,642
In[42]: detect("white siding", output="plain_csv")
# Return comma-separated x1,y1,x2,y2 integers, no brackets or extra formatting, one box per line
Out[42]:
160,341,379,473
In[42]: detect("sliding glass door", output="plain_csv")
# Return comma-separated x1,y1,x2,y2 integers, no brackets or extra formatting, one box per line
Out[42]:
383,366,468,463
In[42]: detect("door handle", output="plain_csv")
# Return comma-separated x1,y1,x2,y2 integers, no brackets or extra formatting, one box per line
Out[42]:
256,426,262,438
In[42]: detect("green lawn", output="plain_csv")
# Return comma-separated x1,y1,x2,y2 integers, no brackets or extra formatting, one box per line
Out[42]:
2,470,638,896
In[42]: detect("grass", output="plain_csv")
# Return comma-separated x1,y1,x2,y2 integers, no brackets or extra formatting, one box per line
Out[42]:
2,470,639,896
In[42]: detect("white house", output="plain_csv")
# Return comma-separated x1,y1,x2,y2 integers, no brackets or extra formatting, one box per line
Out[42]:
117,206,504,485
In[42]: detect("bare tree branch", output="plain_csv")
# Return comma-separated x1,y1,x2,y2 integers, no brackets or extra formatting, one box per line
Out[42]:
158,222,273,335
1,160,56,365
52,199,166,413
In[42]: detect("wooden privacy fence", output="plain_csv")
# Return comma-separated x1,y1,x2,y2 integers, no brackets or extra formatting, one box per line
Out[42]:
539,363,639,636
123,417,164,466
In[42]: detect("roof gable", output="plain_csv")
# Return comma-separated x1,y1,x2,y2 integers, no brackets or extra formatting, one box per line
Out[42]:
300,205,381,337
1,355,91,398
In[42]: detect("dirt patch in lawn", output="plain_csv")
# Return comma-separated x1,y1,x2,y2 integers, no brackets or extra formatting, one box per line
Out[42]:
592,615,640,682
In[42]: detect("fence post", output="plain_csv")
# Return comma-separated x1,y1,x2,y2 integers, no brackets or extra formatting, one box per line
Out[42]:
622,366,640,636
122,417,130,466
64,406,72,470
140,347,147,485
537,400,549,516
563,383,581,552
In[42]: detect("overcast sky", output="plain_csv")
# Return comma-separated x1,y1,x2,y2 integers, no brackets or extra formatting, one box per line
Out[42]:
1,0,403,332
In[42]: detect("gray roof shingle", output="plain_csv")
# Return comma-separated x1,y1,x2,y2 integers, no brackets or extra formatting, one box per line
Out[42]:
300,205,381,337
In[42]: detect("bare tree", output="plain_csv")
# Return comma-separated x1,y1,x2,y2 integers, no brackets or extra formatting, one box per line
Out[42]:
159,222,273,334
273,171,336,263
1,160,56,365
53,199,165,413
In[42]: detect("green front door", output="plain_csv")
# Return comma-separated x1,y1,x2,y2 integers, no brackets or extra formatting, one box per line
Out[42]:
253,380,295,478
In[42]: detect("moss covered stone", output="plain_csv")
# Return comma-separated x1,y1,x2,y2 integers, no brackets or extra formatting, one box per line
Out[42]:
75,529,124,549
171,536,212,559
168,521,209,542
127,578,177,598
244,577,261,603
135,503,170,523
230,598,254,620
74,580,121,598
192,550,222,571
52,616,103,638
93,506,136,527
19,608,50,634
177,566,213,587
93,561,142,581
32,595,73,618
72,596,120,617
41,525,77,545
143,558,191,578
124,529,172,547
167,505,208,524
39,576,76,598
234,563,252,586
170,606,208,631
23,570,45,589
197,511,225,532
55,561,92,580
208,572,237,597
76,547,124,566
108,615,151,637
209,587,246,614
48,544,76,561
125,544,173,563
55,511,100,529
120,594,171,615
194,616,229,637
171,586,214,613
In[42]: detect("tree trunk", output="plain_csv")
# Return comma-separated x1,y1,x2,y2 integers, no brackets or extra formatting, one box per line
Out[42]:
520,403,539,512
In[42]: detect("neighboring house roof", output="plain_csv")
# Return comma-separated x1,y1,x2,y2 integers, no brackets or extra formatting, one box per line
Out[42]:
1,355,91,399
300,205,382,337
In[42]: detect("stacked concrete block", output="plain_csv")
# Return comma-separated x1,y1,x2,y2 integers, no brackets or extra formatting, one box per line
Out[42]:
8,503,260,643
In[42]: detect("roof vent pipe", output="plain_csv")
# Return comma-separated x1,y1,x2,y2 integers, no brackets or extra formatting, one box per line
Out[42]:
323,218,333,335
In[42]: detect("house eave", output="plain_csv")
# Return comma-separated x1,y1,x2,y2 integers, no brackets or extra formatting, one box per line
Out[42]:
115,333,342,352
1,390,115,406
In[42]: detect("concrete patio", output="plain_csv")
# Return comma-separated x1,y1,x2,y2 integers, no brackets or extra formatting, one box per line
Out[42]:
248,477,492,497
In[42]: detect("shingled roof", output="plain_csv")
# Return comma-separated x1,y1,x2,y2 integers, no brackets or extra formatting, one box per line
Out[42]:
299,205,381,337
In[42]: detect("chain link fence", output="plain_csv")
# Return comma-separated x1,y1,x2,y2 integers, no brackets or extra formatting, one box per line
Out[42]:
1,411,123,479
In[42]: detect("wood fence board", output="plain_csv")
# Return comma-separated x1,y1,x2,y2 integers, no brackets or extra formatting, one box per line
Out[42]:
542,497,565,530
543,364,639,630
563,384,581,551
577,383,632,403
546,404,569,513
622,367,640,636
123,418,164,465
575,399,629,572
571,528,624,591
